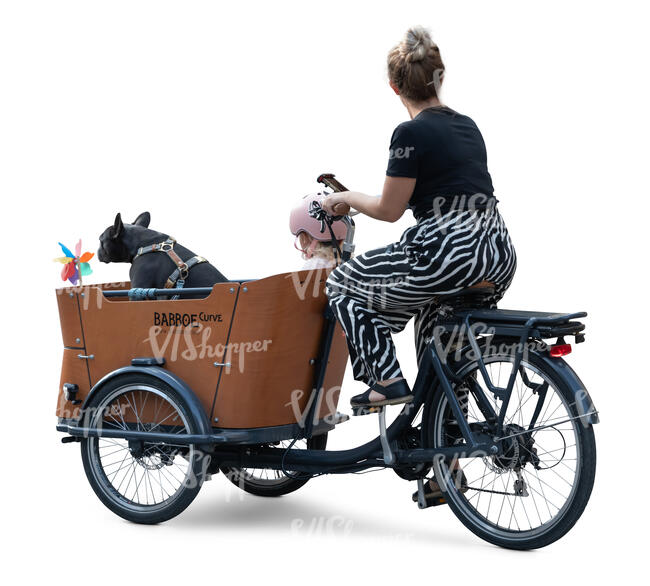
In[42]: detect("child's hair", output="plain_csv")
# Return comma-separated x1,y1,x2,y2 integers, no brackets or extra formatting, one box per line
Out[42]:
297,232,342,265
387,26,445,102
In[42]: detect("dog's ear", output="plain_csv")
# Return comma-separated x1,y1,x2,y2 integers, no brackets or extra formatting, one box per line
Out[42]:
112,213,124,239
133,211,151,228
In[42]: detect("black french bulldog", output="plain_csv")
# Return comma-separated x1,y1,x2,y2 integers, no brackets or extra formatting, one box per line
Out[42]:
98,212,228,288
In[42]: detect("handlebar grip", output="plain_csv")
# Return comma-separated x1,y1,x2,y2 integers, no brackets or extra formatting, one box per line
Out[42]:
332,202,351,216
317,173,349,193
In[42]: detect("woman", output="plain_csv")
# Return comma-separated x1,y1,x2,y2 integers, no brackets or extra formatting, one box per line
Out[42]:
323,26,517,410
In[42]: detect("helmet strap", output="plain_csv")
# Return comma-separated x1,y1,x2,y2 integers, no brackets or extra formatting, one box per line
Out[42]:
325,221,342,263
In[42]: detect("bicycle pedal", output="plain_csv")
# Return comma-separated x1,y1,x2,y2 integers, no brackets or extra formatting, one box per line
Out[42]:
351,404,383,416
415,478,448,509
416,495,447,509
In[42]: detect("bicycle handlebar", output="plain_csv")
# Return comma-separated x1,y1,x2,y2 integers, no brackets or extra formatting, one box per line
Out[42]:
316,172,357,216
317,173,349,193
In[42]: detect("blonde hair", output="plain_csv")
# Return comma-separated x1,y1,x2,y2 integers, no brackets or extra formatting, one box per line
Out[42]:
387,26,445,102
297,232,341,265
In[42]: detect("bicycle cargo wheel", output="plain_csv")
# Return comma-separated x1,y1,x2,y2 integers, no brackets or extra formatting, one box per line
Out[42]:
80,374,209,524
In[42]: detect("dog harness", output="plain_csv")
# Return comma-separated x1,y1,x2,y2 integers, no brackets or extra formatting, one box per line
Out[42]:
132,238,208,291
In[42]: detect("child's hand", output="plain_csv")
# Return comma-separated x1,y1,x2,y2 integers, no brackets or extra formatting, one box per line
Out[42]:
322,193,350,216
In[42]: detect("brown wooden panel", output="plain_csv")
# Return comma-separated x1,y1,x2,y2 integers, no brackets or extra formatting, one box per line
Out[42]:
55,288,84,348
317,322,348,421
78,283,239,416
213,270,347,428
54,273,349,430
56,347,92,420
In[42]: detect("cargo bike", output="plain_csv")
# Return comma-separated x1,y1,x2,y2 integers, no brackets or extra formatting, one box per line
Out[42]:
55,175,598,549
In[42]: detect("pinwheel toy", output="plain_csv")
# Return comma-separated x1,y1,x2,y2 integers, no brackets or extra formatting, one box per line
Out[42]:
54,239,94,286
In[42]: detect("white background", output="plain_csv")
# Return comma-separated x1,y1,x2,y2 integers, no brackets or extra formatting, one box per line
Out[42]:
1,0,648,582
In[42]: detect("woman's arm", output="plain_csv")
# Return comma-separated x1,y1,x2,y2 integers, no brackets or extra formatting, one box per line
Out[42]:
322,176,416,223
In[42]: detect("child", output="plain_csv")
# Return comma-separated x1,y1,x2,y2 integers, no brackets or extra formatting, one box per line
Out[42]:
290,193,347,269
290,193,351,430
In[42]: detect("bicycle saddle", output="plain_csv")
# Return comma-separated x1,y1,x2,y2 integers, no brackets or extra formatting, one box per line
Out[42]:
437,281,495,309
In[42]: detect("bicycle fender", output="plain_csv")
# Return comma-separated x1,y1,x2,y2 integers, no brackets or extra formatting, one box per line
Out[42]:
79,365,212,435
534,353,599,425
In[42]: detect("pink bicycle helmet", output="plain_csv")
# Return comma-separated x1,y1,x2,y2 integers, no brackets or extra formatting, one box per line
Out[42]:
289,193,347,241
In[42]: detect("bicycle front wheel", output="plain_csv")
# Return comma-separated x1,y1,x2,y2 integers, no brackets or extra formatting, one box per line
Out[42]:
80,374,208,524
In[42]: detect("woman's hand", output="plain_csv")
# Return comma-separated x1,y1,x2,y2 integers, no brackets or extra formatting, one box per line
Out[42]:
321,192,351,216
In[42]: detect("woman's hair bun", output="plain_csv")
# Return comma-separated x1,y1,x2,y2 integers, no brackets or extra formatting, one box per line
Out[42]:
402,26,435,63
387,25,444,101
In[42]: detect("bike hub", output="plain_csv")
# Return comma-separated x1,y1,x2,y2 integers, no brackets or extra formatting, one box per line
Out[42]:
492,424,539,471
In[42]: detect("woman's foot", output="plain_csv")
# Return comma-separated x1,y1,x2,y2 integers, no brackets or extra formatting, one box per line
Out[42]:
350,378,413,408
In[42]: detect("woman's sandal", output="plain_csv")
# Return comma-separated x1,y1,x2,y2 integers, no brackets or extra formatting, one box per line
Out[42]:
350,379,413,408
412,470,469,507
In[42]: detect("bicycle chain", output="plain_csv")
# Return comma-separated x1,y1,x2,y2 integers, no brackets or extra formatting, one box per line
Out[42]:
466,486,517,496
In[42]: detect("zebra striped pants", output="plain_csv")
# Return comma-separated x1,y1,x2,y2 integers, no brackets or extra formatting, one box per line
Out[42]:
325,206,517,385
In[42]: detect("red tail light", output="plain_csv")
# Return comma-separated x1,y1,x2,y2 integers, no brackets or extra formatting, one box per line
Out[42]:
549,343,572,357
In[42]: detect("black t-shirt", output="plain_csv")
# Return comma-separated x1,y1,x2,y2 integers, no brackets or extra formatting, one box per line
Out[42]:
386,106,496,219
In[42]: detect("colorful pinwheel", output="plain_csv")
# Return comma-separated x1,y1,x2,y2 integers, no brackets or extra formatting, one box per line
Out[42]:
54,239,94,286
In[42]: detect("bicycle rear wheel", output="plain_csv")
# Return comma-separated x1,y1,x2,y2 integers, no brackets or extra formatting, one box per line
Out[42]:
425,349,596,549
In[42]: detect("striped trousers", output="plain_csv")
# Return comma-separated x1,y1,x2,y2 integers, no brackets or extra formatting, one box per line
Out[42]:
325,206,517,385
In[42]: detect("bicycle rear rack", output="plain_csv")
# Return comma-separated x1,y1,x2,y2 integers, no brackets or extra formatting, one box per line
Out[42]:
431,309,589,437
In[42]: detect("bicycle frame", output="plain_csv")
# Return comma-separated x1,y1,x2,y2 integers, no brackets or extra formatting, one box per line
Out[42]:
211,357,494,475
209,302,598,474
